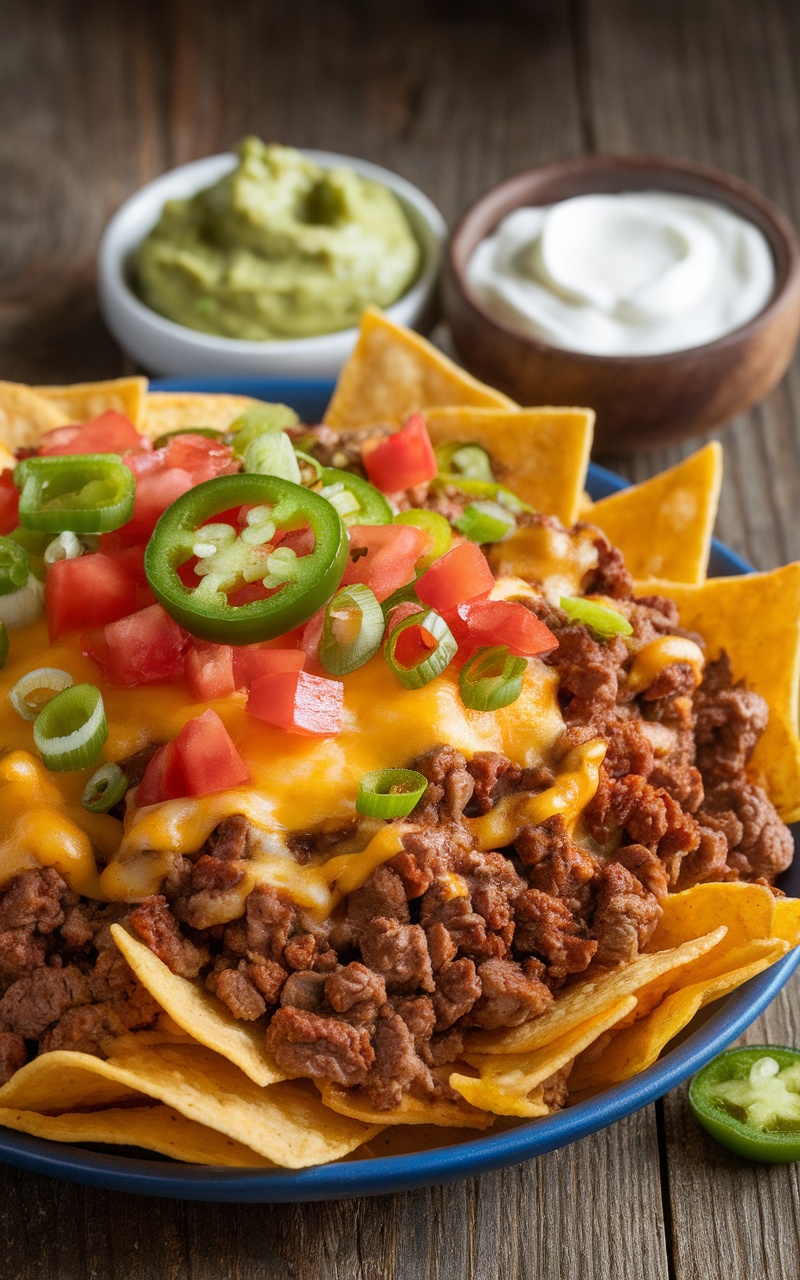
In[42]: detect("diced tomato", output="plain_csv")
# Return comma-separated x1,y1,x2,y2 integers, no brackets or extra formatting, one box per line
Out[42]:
174,708,250,794
0,470,19,534
123,447,166,478
185,644,236,701
362,414,438,492
100,543,148,588
247,669,343,736
341,524,427,602
447,597,559,658
82,603,188,686
232,647,305,689
416,543,495,616
46,553,138,641
280,526,315,557
392,619,439,669
164,434,238,483
121,467,195,544
300,609,326,672
135,742,185,807
39,411,148,456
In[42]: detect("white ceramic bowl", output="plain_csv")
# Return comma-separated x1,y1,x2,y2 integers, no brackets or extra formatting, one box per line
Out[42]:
98,150,446,378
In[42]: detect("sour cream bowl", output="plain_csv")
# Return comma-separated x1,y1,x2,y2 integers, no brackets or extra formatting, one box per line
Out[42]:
443,155,800,452
99,150,446,379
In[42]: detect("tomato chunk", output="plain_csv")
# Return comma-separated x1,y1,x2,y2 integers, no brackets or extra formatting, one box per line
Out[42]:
82,603,188,686
0,471,19,534
341,524,427,602
164,434,238,483
136,710,249,804
135,742,185,807
185,643,236,701
416,543,495,615
39,411,148,456
247,669,343,736
119,467,195,544
46,553,138,641
447,598,558,657
233,647,305,689
362,414,438,492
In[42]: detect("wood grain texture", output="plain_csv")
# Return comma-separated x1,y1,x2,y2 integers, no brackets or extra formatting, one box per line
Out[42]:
1,0,800,1277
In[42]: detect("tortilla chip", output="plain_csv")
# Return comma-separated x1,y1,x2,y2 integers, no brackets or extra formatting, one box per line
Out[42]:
424,406,594,526
0,382,69,453
0,1041,377,1168
569,939,788,1092
634,564,800,821
587,443,723,584
773,898,800,946
465,926,727,1056
318,1080,493,1129
35,377,148,429
0,1105,274,1167
650,882,776,953
110,924,285,1087
143,391,262,441
451,995,637,1117
324,308,515,428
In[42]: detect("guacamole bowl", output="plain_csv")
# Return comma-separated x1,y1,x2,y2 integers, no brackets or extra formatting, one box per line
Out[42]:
98,150,445,377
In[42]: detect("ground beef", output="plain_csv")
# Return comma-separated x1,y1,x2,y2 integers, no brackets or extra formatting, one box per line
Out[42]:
591,862,662,966
360,919,434,994
265,1007,374,1085
208,965,267,1021
546,624,627,723
703,779,794,881
412,746,475,824
290,422,391,472
514,889,598,981
432,958,482,1030
471,957,553,1029
0,868,67,935
129,896,209,978
324,963,387,1023
0,1031,26,1084
586,771,700,881
694,654,769,787
466,752,555,816
583,533,635,599
516,815,599,918
244,884,296,962
366,1008,434,1109
0,965,90,1039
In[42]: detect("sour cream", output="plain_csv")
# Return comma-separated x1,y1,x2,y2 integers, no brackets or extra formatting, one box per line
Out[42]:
466,192,775,356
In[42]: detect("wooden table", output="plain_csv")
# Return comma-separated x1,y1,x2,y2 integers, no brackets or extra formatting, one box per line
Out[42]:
2,0,800,1275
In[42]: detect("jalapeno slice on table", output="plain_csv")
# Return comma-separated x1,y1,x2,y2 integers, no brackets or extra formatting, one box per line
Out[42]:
144,473,348,644
689,1045,800,1162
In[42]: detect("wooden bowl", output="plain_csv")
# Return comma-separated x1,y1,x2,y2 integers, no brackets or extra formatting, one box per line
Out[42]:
443,155,800,453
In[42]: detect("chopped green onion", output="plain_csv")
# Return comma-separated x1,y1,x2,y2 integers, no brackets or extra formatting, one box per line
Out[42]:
0,623,8,669
7,528,50,580
434,474,533,515
9,667,73,721
459,645,527,711
82,762,128,813
230,404,299,457
356,768,428,818
434,442,495,483
14,454,135,534
319,583,385,676
394,510,452,568
44,531,83,566
317,469,392,527
33,682,107,771
560,595,634,639
385,607,457,689
0,536,31,596
295,450,324,484
381,580,421,618
0,574,44,629
244,431,302,484
455,501,516,544
152,427,224,448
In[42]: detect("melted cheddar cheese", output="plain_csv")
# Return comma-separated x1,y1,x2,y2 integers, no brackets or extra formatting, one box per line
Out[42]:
627,636,705,694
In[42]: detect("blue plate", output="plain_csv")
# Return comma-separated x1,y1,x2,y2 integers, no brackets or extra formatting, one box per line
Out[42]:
2,376,798,1201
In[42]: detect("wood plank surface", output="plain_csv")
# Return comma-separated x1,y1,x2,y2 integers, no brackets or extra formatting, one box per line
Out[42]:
0,0,799,1277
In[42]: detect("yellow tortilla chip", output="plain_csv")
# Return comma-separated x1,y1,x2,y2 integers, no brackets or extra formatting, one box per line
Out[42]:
0,1105,274,1168
110,924,285,1087
650,882,776,953
587,443,723,584
424,406,593,526
466,926,727,1056
144,391,262,441
0,382,69,453
318,1080,493,1129
773,898,800,946
635,564,800,821
35,376,148,428
324,308,515,428
0,1041,377,1168
570,939,788,1092
451,994,636,1117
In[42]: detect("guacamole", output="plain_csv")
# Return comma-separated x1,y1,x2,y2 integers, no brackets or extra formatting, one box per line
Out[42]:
135,138,422,341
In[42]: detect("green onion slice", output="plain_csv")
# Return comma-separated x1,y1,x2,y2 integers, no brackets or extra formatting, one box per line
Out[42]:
152,427,224,448
356,768,428,818
434,442,495,484
295,450,324,485
230,404,299,457
82,762,128,813
33,682,108,771
381,580,421,618
7,528,50,581
455,501,516,544
9,666,73,720
14,454,135,534
459,645,528,711
0,535,30,597
560,595,634,639
0,573,44,629
435,474,533,516
319,583,385,676
44,531,83,566
0,623,8,669
385,607,457,689
394,509,452,568
244,431,302,484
